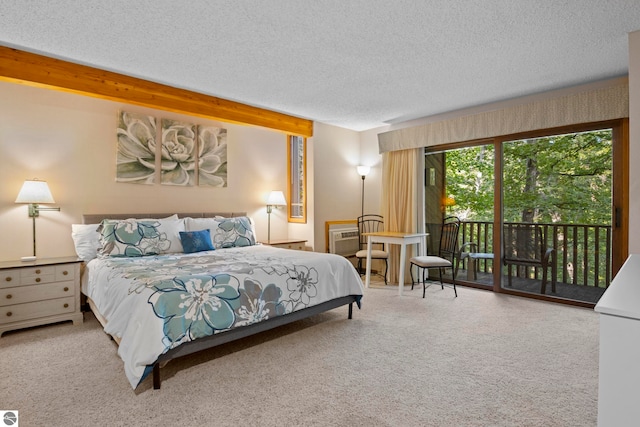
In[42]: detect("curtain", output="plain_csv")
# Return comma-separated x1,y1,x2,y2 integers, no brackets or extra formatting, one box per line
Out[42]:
381,148,421,284
378,79,629,153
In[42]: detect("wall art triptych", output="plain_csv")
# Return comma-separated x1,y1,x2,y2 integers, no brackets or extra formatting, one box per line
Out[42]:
116,111,228,187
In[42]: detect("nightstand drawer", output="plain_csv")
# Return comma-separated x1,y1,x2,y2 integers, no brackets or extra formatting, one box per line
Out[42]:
20,265,56,278
21,265,56,285
55,265,76,281
0,281,75,307
278,242,306,250
263,240,307,251
0,296,75,325
0,266,59,288
0,271,19,288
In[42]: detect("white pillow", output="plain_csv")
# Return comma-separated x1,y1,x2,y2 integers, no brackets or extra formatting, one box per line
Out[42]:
185,217,219,232
71,223,101,261
157,218,185,253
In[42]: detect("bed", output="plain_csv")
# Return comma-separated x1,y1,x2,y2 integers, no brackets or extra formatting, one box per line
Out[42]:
74,212,364,390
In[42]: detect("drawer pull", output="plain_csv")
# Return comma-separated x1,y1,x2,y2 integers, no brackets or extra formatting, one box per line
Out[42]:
5,294,11,299
63,271,69,276
35,278,41,283
4,277,11,282
63,303,69,308
6,311,12,317
64,287,69,292
35,269,41,274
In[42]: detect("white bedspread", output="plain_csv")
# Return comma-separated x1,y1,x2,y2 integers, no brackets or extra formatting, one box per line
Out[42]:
84,245,363,388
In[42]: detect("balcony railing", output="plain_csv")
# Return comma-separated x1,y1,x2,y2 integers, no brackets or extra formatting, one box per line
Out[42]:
459,221,612,289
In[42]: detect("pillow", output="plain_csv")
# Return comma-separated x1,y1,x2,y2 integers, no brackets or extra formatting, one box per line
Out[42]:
156,218,186,253
211,216,256,248
71,223,101,261
179,229,215,253
185,217,218,233
97,218,185,257
72,215,182,260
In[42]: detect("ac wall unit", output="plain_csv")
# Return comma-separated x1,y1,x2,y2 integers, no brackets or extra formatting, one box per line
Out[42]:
329,227,360,257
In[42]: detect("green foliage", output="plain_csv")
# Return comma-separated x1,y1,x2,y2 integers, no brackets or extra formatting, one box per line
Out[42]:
442,130,613,289
502,130,612,224
445,145,495,221
444,130,612,225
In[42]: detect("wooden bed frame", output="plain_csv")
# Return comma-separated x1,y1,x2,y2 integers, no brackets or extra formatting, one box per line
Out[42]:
82,212,360,389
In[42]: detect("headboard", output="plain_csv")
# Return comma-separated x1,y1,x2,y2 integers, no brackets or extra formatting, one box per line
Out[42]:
82,212,247,224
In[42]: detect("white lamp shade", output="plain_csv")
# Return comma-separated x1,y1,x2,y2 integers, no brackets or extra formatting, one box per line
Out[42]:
267,190,287,206
15,179,56,204
357,165,371,176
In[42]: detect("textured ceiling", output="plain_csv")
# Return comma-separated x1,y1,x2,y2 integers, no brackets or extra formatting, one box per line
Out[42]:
1,1,640,131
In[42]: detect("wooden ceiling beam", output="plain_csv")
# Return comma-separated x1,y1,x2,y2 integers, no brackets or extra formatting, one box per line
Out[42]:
0,46,313,137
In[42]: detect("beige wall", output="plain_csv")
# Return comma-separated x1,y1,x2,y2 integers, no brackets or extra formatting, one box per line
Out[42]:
311,122,366,252
629,30,640,253
0,81,301,260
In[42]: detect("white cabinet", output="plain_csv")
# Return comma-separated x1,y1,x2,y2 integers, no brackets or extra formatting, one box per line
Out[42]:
594,254,640,426
0,257,83,336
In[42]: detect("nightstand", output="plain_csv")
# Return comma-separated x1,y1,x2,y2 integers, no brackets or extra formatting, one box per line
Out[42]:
0,256,83,337
261,239,307,251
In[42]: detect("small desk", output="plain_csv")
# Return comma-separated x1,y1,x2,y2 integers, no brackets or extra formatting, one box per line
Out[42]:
363,231,428,296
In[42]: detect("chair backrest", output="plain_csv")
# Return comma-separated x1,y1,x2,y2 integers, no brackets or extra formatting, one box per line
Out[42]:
503,223,544,264
439,216,461,260
357,214,384,250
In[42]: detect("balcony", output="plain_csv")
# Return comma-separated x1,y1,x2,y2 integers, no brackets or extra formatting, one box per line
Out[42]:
453,220,610,304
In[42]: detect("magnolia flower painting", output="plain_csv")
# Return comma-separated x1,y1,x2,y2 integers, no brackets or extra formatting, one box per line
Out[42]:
161,119,196,186
198,126,228,187
116,111,157,184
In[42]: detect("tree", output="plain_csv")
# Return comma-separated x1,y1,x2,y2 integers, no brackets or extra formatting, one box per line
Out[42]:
445,145,494,221
444,131,612,224
502,130,612,224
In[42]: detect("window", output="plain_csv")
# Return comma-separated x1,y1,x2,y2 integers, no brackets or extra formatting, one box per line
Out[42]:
288,135,306,223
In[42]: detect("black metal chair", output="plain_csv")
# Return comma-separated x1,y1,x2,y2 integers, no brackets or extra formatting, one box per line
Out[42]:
409,216,460,297
355,214,389,285
503,223,556,294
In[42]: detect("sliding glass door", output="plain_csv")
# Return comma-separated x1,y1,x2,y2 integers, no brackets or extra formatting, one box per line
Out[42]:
425,143,495,288
501,129,613,302
424,119,628,306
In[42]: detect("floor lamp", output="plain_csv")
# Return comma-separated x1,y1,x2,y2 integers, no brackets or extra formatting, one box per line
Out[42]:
357,166,370,218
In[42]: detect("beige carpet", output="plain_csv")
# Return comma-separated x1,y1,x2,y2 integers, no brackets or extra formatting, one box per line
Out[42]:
0,284,599,426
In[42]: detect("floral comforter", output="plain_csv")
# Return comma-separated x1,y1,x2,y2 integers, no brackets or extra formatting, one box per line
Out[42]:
83,245,364,388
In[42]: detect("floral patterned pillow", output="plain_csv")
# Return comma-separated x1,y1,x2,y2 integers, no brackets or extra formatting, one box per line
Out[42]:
211,216,256,248
97,218,184,257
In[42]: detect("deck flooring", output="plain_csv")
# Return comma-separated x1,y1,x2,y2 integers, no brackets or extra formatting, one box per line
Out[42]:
364,268,606,304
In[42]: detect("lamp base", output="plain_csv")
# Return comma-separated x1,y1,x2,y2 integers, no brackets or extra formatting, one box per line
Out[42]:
21,256,37,262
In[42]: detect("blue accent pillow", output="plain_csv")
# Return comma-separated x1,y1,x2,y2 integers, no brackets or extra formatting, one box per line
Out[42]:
179,229,215,253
